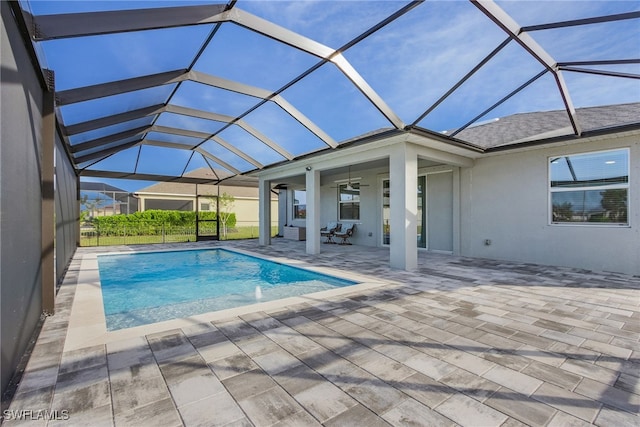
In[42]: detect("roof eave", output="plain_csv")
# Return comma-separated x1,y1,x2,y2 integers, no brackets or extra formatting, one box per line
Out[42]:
484,122,640,153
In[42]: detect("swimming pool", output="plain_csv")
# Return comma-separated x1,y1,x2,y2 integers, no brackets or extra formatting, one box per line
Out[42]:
98,248,357,330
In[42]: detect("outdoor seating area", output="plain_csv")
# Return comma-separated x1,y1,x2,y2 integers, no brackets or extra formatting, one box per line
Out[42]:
4,239,639,426
320,222,341,244
320,223,356,245
334,223,356,245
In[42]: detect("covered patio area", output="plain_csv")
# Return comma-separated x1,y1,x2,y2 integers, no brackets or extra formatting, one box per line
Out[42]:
4,240,639,426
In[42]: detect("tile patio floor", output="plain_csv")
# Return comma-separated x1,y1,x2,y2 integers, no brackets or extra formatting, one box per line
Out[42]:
3,239,639,426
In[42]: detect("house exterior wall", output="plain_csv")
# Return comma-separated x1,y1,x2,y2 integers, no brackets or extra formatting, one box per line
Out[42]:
427,171,454,252
144,197,193,211
228,198,278,227
1,1,46,395
459,135,639,276
138,194,278,226
274,135,637,275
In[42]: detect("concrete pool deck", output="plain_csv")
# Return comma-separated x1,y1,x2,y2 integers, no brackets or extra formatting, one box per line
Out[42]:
63,246,387,351
3,239,639,426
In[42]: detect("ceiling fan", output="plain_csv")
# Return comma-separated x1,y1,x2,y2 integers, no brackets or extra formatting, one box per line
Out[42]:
331,165,370,190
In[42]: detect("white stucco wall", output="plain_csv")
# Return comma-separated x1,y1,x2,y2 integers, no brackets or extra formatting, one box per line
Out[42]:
460,134,640,276
138,194,277,226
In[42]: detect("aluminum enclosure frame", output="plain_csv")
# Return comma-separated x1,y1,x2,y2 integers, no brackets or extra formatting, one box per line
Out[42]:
15,0,640,185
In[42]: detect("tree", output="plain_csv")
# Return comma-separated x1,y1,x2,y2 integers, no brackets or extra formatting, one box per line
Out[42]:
600,189,627,222
552,202,573,222
212,192,235,238
80,193,105,223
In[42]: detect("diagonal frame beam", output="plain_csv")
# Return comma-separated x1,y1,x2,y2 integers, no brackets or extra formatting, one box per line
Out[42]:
152,125,211,140
26,5,230,40
152,108,278,166
68,119,275,169
471,0,581,135
165,104,236,123
74,139,142,164
151,124,291,161
56,71,337,150
143,139,199,151
234,120,293,160
558,67,640,80
78,169,227,185
522,11,640,32
64,104,165,135
332,55,404,129
70,126,149,153
56,69,188,106
188,70,272,99
74,121,270,169
557,59,640,67
272,95,337,148
143,136,263,170
450,69,548,137
412,37,512,127
35,4,404,133
210,136,264,169
194,148,242,175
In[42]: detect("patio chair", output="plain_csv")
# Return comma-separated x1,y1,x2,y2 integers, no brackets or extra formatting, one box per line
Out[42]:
320,222,340,244
335,223,355,245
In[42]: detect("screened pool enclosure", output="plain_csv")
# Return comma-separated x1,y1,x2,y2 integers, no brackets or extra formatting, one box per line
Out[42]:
2,0,639,399
15,0,640,184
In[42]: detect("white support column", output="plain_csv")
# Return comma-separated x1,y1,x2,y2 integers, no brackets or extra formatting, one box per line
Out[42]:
258,177,271,246
389,143,418,270
452,167,461,256
305,168,321,255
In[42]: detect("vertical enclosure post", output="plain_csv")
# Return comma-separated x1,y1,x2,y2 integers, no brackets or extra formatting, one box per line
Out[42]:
258,178,271,246
41,71,55,314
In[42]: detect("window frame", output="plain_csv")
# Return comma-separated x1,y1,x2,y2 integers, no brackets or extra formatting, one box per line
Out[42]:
548,147,630,227
338,182,360,221
293,189,306,220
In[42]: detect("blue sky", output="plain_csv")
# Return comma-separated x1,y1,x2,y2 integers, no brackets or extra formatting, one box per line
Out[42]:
23,0,640,192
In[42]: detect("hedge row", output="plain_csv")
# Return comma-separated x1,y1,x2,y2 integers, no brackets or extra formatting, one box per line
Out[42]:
91,210,236,236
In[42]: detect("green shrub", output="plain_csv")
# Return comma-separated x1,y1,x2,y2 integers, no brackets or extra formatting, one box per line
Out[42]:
92,210,235,236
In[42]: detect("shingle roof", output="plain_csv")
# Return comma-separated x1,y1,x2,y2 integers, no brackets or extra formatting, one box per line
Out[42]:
449,102,640,149
136,168,276,199
80,182,127,193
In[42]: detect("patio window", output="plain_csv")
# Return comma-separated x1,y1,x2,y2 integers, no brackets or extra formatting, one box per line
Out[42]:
293,190,306,219
549,148,629,225
339,183,360,220
200,202,210,211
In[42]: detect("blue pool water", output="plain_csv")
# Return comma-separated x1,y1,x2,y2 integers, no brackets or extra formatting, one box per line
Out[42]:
98,248,356,330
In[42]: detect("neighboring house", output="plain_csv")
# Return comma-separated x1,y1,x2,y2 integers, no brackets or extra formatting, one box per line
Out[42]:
134,168,278,227
79,182,137,218
256,103,639,276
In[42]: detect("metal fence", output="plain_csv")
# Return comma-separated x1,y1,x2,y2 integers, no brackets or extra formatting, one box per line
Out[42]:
80,220,278,247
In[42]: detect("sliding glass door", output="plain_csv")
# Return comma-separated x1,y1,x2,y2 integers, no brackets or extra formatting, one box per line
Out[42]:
382,177,427,248
417,176,426,248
